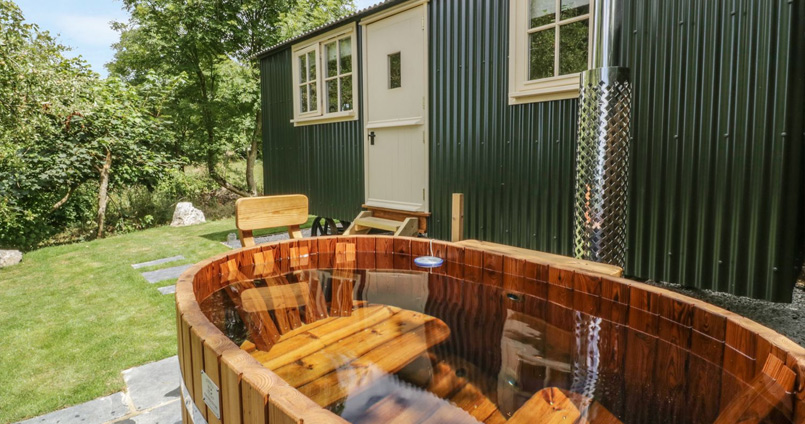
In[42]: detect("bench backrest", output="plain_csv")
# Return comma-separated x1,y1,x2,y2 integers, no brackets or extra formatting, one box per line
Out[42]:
235,195,308,247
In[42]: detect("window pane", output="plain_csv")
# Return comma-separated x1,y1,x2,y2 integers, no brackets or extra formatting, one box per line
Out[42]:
529,29,554,80
340,76,353,111
309,82,317,111
561,0,590,20
325,42,338,78
326,79,338,113
299,55,307,83
559,20,589,75
300,85,308,113
307,51,316,81
388,52,401,89
529,0,555,28
339,38,352,74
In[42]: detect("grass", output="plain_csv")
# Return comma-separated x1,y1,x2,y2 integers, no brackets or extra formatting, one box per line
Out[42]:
0,217,306,424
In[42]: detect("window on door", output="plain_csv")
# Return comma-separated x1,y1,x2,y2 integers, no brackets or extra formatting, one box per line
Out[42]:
291,24,358,126
508,0,592,105
388,52,402,89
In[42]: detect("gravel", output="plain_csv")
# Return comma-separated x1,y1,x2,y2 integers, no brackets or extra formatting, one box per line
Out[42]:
645,279,805,347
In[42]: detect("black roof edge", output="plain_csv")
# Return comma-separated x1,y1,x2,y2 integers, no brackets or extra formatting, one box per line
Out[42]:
251,0,411,60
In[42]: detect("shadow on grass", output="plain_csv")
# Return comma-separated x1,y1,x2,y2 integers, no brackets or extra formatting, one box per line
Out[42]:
199,229,238,243
198,218,316,243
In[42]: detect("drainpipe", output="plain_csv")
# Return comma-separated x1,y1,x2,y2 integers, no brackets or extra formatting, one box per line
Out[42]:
573,0,631,268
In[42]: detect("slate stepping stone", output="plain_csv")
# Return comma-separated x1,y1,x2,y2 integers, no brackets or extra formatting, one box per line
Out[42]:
131,255,185,269
122,356,181,411
157,285,176,295
120,400,181,424
14,393,129,424
141,265,192,284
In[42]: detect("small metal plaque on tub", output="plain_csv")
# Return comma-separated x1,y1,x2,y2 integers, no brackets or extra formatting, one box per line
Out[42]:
201,370,221,419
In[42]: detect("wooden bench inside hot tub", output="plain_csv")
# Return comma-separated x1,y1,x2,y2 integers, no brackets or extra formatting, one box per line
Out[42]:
235,269,625,424
232,250,461,419
241,303,451,404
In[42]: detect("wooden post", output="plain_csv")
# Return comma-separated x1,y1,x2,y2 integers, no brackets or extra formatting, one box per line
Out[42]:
451,193,464,242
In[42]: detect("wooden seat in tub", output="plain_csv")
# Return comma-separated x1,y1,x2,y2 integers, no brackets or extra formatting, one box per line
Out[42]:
235,194,308,247
219,242,359,352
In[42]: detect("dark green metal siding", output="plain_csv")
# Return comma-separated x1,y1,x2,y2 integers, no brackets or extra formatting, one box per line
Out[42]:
262,0,804,301
619,0,805,301
427,0,804,301
428,0,578,257
261,49,365,222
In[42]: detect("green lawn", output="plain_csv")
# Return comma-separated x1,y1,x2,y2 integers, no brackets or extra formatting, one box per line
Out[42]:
0,218,301,423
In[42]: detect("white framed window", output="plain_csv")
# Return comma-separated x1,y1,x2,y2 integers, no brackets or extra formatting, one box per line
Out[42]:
296,45,319,118
509,0,592,105
323,37,354,113
291,24,358,126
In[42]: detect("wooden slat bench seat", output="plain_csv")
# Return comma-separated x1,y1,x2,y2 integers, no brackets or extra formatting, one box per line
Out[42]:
241,305,451,409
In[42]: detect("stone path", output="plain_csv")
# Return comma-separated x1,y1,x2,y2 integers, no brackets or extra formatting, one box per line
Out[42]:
141,265,192,284
16,357,182,424
133,256,193,296
134,228,315,295
131,256,185,270
157,285,177,295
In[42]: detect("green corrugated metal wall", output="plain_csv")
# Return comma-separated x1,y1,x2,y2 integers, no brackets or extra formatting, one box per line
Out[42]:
428,0,579,258
620,0,805,301
261,48,365,222
262,0,804,301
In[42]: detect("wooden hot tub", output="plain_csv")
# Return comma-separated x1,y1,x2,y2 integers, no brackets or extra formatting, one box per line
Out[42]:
175,236,805,424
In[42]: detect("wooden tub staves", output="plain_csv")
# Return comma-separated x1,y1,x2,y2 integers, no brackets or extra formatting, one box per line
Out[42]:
175,236,805,424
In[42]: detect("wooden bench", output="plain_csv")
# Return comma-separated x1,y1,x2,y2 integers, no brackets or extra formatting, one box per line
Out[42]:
235,195,308,248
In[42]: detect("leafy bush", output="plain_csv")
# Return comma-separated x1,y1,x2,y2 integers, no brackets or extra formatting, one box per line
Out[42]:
156,168,218,201
106,185,173,234
99,168,234,236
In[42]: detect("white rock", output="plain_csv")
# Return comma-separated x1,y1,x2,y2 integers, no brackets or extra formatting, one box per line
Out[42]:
0,250,22,268
170,202,206,227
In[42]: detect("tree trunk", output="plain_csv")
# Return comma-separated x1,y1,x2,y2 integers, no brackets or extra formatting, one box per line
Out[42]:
96,150,112,239
51,186,74,212
195,67,251,198
207,150,251,198
246,109,261,196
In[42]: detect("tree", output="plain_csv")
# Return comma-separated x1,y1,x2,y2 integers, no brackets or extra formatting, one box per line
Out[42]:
77,78,179,238
234,0,357,195
0,0,97,247
4,76,179,240
275,0,357,42
109,0,259,197
0,1,94,151
109,0,356,197
0,0,184,246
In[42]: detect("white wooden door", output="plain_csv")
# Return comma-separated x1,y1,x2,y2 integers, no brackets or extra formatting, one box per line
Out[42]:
363,4,428,212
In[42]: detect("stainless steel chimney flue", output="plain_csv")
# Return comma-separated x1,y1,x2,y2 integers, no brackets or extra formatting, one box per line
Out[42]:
573,0,632,268
590,0,623,68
